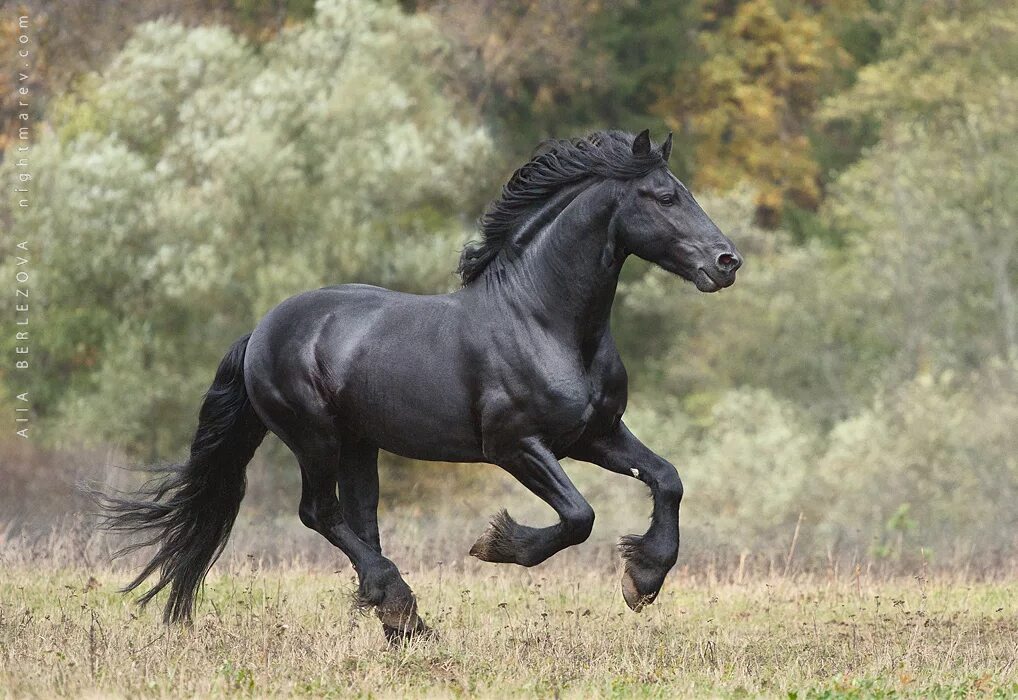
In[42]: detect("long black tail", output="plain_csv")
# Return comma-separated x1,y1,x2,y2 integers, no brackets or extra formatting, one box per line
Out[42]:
95,332,266,623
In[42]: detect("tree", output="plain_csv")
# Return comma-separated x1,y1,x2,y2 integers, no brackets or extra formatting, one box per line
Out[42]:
427,0,701,176
823,1,1018,364
655,0,849,227
0,0,317,157
0,0,494,456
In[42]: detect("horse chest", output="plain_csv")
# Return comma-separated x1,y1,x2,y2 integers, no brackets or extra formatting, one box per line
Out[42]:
535,370,625,456
508,355,624,451
479,323,626,454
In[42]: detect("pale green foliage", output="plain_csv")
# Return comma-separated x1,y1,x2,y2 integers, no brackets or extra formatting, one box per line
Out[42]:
0,0,494,455
824,2,1018,364
56,321,212,455
827,125,1018,370
821,2,1017,129
814,365,1018,555
623,365,1018,556
85,23,257,156
673,388,821,548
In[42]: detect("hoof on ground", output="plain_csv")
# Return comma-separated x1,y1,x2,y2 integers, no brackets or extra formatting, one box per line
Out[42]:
367,577,432,645
381,618,435,646
618,534,669,612
621,567,659,612
469,509,520,564
377,602,433,646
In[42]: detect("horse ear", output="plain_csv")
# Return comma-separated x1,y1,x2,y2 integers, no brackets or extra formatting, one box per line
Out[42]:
661,132,673,162
632,129,651,156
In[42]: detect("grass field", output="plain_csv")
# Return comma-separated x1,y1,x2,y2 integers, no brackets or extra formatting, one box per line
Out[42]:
2,558,1017,699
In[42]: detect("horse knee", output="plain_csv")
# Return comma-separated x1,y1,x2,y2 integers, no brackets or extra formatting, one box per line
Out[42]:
561,503,595,546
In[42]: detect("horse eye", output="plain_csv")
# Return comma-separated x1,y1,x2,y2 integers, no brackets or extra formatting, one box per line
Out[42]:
658,194,674,206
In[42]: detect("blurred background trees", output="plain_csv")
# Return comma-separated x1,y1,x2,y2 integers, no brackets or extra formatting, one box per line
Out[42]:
1,0,1015,563
2,1,492,457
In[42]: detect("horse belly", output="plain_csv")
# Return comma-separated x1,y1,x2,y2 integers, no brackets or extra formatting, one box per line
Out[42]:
342,375,482,462
333,328,483,462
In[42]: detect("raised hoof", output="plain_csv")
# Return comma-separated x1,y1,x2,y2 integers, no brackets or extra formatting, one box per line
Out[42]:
618,535,669,612
469,509,520,564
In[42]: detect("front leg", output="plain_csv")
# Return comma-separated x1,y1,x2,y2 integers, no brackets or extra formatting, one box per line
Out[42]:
470,437,595,567
570,420,683,611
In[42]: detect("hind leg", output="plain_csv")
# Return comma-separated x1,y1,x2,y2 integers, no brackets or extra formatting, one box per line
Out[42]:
336,438,382,553
288,432,429,643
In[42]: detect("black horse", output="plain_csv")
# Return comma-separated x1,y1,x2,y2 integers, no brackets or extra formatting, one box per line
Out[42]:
99,130,742,641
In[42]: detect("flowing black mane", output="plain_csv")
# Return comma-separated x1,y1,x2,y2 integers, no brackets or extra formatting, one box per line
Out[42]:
457,130,668,284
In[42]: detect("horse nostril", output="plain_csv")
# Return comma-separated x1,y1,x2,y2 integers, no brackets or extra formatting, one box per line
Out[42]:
717,252,741,272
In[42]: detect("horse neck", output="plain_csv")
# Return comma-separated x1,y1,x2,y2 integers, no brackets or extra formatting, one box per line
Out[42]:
475,180,623,341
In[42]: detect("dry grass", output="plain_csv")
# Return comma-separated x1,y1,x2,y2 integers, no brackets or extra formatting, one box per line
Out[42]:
3,459,1018,699
2,552,1017,698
